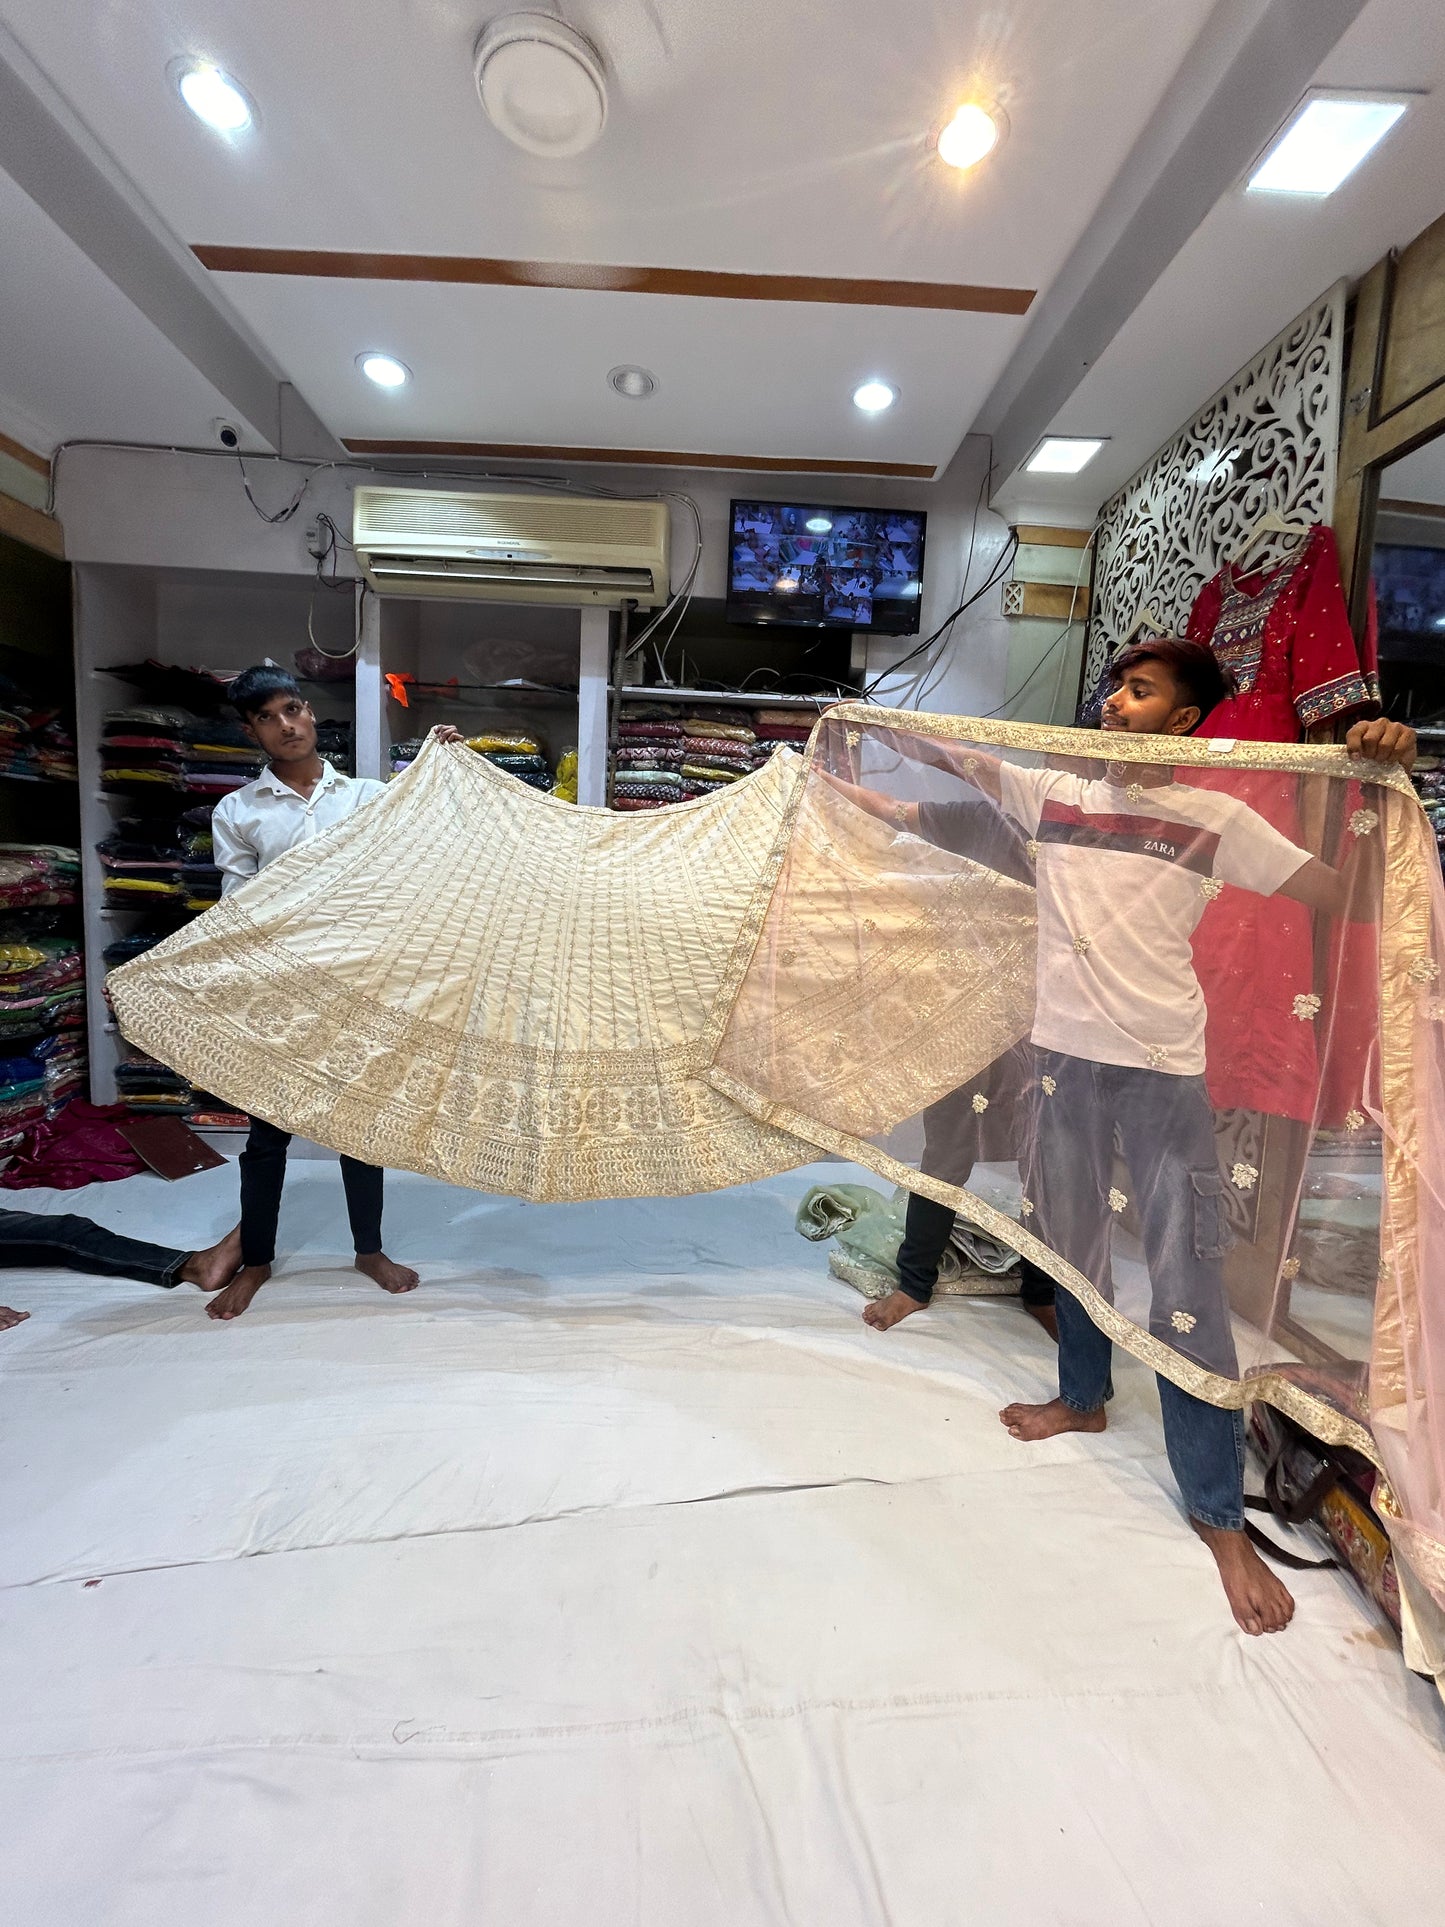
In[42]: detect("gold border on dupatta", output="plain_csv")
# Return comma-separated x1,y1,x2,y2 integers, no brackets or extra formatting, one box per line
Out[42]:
703,709,1419,1467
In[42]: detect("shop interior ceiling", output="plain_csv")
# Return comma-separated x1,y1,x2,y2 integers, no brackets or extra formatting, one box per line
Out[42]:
0,0,1443,517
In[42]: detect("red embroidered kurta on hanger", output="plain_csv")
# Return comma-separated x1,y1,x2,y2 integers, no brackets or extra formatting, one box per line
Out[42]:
1185,524,1374,1124
1186,525,1372,740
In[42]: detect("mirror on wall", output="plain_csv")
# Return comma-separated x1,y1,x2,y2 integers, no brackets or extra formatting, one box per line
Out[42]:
1366,433,1445,728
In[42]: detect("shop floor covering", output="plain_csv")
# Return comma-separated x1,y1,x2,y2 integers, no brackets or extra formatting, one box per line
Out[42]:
2,1162,1443,1924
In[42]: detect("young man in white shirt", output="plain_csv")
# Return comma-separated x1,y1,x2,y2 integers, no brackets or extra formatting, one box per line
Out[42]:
206,667,419,1322
826,639,1415,1638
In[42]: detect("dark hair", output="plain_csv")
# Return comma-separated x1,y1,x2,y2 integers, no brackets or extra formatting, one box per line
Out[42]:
229,665,303,722
1109,637,1235,731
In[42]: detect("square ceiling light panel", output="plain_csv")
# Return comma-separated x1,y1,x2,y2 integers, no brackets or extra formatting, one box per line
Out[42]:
1025,437,1106,474
1247,92,1411,197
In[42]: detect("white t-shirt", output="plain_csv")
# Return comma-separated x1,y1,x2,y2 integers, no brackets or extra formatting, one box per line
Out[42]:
996,764,1311,1075
211,761,386,894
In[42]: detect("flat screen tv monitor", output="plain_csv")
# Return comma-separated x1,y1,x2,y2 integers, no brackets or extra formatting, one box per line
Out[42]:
726,499,927,635
1372,541,1445,651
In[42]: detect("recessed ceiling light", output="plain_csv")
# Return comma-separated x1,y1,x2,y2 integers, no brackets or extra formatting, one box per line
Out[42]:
609,365,656,399
853,380,897,414
172,59,254,134
358,352,411,389
1248,92,1409,196
475,13,608,158
805,516,833,534
1025,436,1106,475
936,101,1002,171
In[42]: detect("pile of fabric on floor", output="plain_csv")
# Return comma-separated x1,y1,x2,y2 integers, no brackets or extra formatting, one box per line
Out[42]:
0,927,86,1151
795,1181,1023,1298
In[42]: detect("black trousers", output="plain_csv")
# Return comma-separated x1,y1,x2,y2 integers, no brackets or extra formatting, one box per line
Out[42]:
896,1191,1056,1307
0,1208,189,1286
239,1117,384,1267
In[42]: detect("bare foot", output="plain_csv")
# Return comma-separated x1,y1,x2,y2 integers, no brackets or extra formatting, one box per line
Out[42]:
1192,1520,1295,1635
999,1396,1107,1441
1022,1300,1059,1343
355,1251,419,1295
178,1224,243,1293
207,1264,271,1321
0,1304,29,1331
864,1288,924,1330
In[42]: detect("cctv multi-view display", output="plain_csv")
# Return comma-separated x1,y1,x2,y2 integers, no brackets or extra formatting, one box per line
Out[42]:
726,499,927,635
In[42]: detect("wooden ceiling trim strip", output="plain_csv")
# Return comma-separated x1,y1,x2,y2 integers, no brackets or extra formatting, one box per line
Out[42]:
0,429,50,477
194,246,1034,317
343,438,936,479
0,491,64,559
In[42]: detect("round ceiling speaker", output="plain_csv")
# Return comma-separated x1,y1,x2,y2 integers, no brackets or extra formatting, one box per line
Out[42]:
475,13,608,158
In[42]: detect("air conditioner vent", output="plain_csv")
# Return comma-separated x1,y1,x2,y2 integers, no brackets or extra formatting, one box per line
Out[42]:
352,487,669,604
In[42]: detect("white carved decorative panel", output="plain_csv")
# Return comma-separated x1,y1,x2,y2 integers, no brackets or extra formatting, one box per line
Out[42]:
1080,282,1345,707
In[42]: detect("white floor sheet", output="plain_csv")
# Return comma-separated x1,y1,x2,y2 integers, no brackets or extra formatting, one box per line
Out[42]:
2,1161,1443,1925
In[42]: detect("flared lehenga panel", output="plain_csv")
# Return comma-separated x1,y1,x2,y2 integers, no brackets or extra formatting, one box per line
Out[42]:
706,705,1445,1616
110,740,817,1202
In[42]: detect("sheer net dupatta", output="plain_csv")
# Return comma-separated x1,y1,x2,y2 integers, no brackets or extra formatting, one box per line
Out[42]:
707,707,1445,1620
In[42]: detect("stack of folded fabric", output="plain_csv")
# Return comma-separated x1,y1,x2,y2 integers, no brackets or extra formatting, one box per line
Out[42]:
0,845,79,912
316,718,354,774
0,672,79,783
114,1051,194,1114
31,716,78,782
100,706,192,796
611,713,684,809
180,715,262,798
179,811,222,909
553,748,579,805
680,711,756,798
0,935,86,1143
466,733,554,792
389,737,426,779
96,819,185,910
0,705,41,779
752,706,817,759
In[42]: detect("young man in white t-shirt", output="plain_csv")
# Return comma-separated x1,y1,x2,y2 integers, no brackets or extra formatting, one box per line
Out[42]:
827,639,1415,1637
207,667,419,1321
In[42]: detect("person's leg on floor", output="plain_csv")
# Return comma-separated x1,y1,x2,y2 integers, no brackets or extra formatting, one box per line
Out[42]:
1115,1068,1293,1635
1002,1051,1114,1439
211,1116,291,1321
1017,1256,1058,1341
866,1190,955,1330
340,1157,419,1297
0,1209,241,1292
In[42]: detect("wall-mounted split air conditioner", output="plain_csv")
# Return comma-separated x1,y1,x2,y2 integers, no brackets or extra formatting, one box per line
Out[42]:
352,487,670,607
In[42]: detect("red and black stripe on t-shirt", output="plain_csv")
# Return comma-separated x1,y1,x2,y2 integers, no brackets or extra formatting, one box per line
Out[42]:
1037,800,1221,877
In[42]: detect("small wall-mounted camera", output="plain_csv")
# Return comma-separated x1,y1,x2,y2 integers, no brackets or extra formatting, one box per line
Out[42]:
212,418,242,450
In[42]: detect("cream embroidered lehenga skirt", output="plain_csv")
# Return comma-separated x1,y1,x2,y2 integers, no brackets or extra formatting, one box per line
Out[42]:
111,716,1445,1643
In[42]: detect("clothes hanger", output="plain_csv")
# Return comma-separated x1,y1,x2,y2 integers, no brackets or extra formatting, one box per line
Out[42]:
1116,604,1169,651
1228,510,1313,573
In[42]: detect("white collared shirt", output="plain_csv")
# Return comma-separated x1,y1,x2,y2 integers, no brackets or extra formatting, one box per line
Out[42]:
211,761,386,894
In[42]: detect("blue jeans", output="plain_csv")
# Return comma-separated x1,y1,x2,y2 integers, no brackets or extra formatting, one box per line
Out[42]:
0,1209,189,1287
1034,1050,1245,1532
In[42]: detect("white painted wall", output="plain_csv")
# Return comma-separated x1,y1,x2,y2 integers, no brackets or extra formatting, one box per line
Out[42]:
54,436,1055,725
